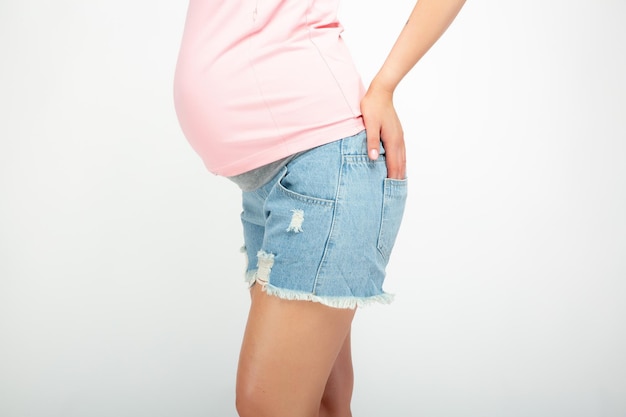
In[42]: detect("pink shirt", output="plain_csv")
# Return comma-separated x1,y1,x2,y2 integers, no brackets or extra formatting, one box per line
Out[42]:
173,0,366,176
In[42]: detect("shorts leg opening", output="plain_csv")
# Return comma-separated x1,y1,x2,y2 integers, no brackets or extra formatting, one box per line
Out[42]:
243,249,394,309
246,279,394,309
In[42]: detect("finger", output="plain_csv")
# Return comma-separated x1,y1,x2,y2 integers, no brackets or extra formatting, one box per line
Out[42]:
382,135,406,180
386,150,402,179
364,123,381,160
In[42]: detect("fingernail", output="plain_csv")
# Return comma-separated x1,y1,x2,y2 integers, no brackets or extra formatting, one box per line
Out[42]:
369,149,379,160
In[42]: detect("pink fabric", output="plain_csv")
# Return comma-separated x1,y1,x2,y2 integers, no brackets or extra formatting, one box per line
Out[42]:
173,0,365,176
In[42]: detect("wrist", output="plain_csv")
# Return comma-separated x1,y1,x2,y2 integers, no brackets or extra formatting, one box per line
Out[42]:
369,70,400,96
367,77,395,99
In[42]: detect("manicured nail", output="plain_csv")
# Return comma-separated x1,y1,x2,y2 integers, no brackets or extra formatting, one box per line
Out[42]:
369,149,379,159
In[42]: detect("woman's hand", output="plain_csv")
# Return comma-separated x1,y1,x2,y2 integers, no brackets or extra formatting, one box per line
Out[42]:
360,0,465,180
361,85,406,180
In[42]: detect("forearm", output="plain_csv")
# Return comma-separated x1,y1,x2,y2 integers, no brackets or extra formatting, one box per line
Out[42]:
370,0,466,93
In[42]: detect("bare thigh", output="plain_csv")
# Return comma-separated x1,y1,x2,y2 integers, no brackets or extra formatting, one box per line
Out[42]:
236,285,356,417
320,331,354,417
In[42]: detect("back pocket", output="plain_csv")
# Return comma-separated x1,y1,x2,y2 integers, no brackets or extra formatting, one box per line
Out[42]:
377,178,408,261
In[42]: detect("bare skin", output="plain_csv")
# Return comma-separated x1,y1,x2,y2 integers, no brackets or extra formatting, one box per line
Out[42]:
235,1,467,416
363,0,467,180
236,285,356,417
319,331,353,417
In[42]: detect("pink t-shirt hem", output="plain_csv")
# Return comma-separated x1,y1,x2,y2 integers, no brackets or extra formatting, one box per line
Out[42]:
206,118,366,177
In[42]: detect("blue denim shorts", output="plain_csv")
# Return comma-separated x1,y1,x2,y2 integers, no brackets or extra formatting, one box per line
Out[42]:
240,130,407,309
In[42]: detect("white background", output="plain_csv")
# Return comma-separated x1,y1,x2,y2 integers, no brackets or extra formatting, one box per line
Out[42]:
1,1,625,416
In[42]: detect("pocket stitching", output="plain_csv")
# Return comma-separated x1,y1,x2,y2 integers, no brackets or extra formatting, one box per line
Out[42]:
377,178,408,260
276,172,335,207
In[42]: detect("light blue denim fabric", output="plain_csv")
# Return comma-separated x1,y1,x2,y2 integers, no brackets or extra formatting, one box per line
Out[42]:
240,130,407,309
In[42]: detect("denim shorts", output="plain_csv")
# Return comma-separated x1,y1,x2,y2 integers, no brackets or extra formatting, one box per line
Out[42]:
240,130,407,309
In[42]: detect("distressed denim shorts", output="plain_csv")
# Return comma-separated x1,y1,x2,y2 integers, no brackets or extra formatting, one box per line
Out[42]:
240,130,407,309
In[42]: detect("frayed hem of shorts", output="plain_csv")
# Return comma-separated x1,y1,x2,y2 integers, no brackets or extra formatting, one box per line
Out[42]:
244,271,394,309
245,270,257,284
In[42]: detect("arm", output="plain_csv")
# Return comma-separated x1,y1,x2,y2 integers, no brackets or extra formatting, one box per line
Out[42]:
361,0,467,179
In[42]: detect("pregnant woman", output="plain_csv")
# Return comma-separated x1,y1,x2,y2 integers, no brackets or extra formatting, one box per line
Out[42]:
173,1,466,416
